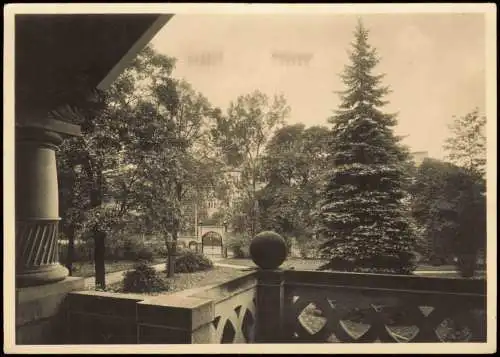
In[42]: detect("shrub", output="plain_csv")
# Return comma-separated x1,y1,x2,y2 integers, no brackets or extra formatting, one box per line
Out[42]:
429,254,447,266
177,240,187,250
282,235,294,256
188,241,199,252
122,239,142,260
174,249,213,273
154,245,168,257
108,238,157,262
456,254,477,278
59,240,93,263
225,234,251,258
298,239,323,259
136,247,154,262
122,262,168,293
317,252,417,275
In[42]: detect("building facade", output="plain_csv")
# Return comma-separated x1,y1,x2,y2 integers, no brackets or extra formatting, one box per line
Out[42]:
411,151,429,167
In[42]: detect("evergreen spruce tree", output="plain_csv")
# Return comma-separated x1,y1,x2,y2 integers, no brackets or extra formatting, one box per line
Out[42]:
317,20,416,274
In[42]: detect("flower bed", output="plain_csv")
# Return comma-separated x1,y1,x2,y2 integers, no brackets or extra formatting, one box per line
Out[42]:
99,266,251,296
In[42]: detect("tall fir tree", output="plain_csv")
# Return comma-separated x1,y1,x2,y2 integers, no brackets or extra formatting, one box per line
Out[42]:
316,19,416,274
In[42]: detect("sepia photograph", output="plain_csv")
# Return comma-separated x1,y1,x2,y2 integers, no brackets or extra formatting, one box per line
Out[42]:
3,3,496,354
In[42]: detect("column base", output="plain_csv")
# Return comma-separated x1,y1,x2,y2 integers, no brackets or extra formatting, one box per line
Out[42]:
16,263,69,288
16,276,85,344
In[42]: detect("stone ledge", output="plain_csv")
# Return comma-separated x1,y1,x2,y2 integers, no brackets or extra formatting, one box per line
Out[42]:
137,295,214,331
191,271,258,303
67,290,145,319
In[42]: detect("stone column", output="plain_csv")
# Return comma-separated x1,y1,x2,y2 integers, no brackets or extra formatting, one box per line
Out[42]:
255,269,285,342
249,231,288,343
16,125,69,287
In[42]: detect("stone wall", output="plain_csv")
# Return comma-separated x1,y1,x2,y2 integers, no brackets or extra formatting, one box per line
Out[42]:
62,271,258,344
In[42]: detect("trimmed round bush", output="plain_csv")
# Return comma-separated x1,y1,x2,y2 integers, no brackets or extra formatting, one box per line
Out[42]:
250,231,287,270
122,262,168,293
174,249,213,273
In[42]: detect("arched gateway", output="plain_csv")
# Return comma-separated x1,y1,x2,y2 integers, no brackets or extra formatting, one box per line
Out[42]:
201,231,223,257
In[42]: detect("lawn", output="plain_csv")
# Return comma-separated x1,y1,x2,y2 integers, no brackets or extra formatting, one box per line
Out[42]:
102,266,252,296
70,258,165,278
218,257,458,271
218,257,324,270
217,258,485,278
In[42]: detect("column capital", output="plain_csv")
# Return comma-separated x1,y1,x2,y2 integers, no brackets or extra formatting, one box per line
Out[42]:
16,125,64,149
16,117,82,137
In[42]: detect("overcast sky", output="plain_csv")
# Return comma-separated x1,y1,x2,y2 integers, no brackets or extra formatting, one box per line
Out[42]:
150,13,486,159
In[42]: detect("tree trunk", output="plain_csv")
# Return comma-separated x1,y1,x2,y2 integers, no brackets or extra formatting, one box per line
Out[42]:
251,178,257,238
94,230,106,289
167,184,183,278
252,198,260,238
88,168,106,289
66,223,75,276
166,220,179,278
166,241,177,278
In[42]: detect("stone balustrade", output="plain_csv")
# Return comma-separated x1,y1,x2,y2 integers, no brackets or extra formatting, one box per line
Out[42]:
283,270,486,342
63,272,259,344
56,231,486,344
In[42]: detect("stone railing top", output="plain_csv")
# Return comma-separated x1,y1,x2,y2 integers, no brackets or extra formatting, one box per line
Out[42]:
70,289,147,301
284,269,486,296
190,271,258,303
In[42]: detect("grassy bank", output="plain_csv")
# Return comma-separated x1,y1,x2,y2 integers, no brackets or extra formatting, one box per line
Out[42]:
69,258,165,278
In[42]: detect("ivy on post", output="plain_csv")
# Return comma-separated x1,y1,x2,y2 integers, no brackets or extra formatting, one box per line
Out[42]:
250,231,287,343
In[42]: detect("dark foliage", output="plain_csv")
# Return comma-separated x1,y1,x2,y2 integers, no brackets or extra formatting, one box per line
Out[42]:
174,249,214,273
122,262,168,293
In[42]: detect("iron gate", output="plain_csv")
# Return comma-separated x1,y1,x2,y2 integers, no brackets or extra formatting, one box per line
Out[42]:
201,231,223,256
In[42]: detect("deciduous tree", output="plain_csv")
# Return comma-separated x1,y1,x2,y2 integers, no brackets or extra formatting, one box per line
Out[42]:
56,45,178,287
259,124,330,253
131,79,223,277
444,108,486,177
211,90,291,238
442,108,487,276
